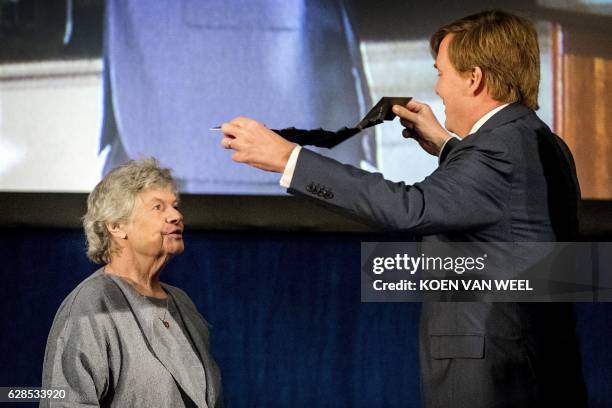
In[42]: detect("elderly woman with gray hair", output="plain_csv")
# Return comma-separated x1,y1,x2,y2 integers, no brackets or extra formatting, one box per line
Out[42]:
41,158,223,408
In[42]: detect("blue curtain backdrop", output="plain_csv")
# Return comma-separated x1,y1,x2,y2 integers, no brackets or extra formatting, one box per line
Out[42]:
1,229,611,407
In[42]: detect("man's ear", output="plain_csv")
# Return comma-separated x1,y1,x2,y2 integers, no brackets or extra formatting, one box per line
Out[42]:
107,223,127,239
468,66,485,96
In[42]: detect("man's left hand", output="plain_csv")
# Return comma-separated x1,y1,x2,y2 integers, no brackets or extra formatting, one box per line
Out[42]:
220,117,296,173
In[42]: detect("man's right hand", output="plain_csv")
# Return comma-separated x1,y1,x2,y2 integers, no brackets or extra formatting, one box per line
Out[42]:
392,100,452,157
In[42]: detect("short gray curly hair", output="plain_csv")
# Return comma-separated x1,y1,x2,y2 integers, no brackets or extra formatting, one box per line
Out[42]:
83,158,177,264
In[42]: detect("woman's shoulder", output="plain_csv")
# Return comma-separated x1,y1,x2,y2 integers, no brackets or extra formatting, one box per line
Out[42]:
47,268,125,341
57,268,124,317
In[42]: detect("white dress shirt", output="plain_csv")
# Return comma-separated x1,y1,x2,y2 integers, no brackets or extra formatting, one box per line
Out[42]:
280,103,510,187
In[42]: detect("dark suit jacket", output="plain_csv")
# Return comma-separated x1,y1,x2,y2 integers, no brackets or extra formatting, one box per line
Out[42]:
288,103,587,407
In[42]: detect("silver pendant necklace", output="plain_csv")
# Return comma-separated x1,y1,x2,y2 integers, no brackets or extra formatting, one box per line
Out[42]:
159,296,170,328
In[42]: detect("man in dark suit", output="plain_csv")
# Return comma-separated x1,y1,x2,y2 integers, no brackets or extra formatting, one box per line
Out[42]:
220,10,586,407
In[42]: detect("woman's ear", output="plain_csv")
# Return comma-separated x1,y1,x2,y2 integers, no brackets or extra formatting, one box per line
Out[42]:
107,223,127,239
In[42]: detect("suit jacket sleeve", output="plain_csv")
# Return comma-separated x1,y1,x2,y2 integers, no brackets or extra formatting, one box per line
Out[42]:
41,288,110,407
439,137,460,163
288,137,512,235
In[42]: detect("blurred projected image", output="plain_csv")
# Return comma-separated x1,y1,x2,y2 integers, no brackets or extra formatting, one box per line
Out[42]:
101,0,375,194
5,0,597,195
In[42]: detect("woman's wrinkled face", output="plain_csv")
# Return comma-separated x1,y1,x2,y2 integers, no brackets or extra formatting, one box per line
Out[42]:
123,187,184,259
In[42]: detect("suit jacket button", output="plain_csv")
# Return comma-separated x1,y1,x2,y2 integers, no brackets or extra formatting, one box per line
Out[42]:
324,191,334,199
306,183,315,193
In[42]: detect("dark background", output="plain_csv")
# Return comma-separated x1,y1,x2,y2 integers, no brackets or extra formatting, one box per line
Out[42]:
1,214,611,407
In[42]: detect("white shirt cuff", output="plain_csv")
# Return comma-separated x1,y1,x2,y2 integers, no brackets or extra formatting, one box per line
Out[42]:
280,146,302,188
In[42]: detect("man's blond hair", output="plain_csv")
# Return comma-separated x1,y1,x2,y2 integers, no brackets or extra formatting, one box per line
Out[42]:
431,10,540,110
